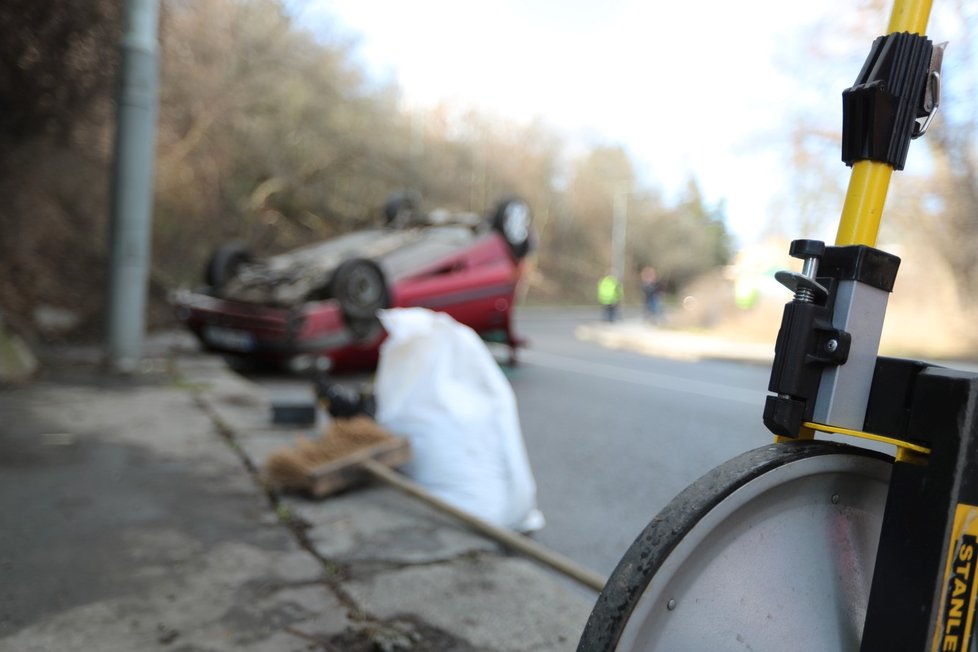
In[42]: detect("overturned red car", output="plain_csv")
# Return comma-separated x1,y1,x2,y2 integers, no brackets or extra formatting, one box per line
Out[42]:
172,195,533,372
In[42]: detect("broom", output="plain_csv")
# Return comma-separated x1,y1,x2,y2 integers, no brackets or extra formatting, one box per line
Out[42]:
262,414,411,496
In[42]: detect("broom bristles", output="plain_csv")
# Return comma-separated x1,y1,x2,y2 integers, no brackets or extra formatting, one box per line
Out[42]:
263,415,396,491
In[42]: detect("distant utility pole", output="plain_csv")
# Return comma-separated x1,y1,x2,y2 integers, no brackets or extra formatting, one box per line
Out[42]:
611,181,630,285
105,0,160,373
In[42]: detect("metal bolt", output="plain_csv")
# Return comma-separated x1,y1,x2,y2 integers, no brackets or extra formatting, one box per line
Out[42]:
667,599,676,610
800,256,820,280
787,239,825,304
825,339,839,353
795,258,820,303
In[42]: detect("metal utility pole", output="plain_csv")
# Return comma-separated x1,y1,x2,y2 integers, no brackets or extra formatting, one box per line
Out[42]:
105,0,160,373
611,181,629,285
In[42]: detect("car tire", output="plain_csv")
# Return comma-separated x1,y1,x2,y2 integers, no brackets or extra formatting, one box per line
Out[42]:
204,242,252,290
330,258,390,322
491,197,533,258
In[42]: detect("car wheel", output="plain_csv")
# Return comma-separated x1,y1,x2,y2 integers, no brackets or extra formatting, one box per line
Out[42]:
384,190,422,227
330,258,390,322
204,242,252,290
492,197,533,258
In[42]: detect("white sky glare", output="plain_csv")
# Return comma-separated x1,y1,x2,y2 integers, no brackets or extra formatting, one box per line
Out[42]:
295,0,874,246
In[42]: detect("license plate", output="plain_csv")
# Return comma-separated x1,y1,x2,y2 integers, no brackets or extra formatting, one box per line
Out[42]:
203,325,255,351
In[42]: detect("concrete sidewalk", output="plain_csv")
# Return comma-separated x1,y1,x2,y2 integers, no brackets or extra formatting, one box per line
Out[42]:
0,343,594,651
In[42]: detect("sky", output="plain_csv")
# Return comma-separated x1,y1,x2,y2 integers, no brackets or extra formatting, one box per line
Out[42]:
291,0,893,247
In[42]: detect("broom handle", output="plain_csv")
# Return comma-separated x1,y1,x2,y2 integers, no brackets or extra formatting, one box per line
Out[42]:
361,459,607,592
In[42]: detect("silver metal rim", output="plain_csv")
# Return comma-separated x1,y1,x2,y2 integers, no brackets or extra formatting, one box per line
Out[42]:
616,452,891,651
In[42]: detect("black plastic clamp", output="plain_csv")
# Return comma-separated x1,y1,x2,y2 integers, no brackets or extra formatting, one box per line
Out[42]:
763,242,900,438
841,32,933,170
764,291,850,438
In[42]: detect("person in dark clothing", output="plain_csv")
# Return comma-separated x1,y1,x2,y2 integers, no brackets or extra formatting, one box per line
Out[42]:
640,266,663,324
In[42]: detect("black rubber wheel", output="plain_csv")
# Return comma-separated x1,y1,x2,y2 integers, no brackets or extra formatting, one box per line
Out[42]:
491,197,533,258
204,242,252,290
329,258,389,322
577,440,893,651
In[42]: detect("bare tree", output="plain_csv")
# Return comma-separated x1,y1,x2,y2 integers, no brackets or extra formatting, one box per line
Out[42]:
0,0,736,340
916,1,978,300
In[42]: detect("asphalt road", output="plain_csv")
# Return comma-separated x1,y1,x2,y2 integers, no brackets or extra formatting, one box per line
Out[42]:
507,307,772,579
241,306,777,582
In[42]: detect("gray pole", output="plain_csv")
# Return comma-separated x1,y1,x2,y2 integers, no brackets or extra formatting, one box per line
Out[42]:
611,182,629,289
105,0,160,373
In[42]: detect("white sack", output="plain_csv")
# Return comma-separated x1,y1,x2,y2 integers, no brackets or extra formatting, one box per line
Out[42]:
374,308,544,531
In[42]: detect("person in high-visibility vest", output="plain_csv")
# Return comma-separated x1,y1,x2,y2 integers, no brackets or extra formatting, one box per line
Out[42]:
597,273,623,322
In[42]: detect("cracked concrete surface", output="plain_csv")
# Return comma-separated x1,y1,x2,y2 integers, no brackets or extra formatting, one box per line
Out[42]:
0,346,593,651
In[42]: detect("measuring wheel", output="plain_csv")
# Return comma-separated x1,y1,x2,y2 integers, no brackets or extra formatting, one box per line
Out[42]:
578,441,892,651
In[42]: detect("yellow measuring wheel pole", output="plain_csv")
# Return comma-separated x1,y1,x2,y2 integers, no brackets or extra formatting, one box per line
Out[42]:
835,0,933,247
